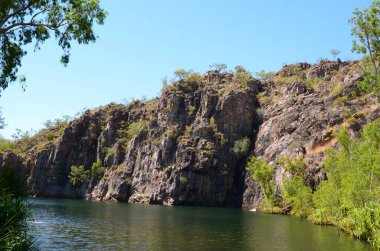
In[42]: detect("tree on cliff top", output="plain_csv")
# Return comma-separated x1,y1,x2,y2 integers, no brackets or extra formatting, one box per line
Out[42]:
350,0,380,98
0,0,107,93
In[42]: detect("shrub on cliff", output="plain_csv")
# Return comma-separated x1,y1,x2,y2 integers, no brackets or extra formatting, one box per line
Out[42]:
234,66,254,88
232,137,250,157
174,69,192,81
91,160,105,177
127,121,148,140
68,165,90,186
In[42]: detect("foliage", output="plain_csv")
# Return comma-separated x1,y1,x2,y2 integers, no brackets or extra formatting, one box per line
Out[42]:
179,176,188,184
209,63,227,72
282,177,313,217
274,75,305,85
0,116,70,157
277,156,307,177
358,60,380,98
185,126,191,135
185,72,202,83
246,157,275,206
278,156,312,217
174,69,192,81
187,105,196,116
310,123,380,249
255,70,274,81
247,120,380,249
91,159,105,177
234,66,254,88
125,177,132,186
330,49,341,60
209,117,215,128
333,95,348,105
126,120,147,140
68,165,90,186
331,82,344,97
350,0,380,99
0,111,5,129
232,137,250,157
0,168,37,250
0,0,107,92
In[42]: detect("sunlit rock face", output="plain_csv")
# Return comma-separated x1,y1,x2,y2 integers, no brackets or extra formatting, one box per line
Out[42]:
16,60,380,208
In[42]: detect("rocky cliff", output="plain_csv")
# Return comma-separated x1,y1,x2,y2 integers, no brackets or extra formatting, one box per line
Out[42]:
1,60,378,208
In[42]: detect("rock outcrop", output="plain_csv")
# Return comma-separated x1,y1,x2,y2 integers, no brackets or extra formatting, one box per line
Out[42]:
8,60,379,208
243,60,380,208
22,70,261,207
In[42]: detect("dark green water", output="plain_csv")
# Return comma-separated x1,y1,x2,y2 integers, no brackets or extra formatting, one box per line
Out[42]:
30,198,371,251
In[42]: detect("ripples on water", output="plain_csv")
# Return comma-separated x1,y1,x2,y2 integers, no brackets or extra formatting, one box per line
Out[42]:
29,198,371,251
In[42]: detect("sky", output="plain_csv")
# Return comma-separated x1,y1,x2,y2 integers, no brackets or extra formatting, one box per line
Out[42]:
0,0,374,139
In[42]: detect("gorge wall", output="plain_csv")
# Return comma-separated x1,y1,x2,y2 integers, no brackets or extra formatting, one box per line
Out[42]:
1,60,379,209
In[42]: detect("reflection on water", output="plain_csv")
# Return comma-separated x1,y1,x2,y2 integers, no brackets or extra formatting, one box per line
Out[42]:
29,198,371,251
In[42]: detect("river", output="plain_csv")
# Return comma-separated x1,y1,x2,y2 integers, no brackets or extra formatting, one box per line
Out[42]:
29,198,371,250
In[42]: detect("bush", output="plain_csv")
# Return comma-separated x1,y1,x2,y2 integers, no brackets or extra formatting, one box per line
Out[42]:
68,165,90,185
91,160,105,177
256,70,274,81
174,69,192,81
185,72,202,83
282,177,313,217
234,66,254,88
232,137,250,157
126,120,147,140
246,157,276,209
125,177,133,186
187,105,196,116
310,122,380,248
209,63,228,72
179,176,188,184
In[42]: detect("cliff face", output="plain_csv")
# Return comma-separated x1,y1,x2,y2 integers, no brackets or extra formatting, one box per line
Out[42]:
4,60,378,208
243,61,379,208
22,71,261,207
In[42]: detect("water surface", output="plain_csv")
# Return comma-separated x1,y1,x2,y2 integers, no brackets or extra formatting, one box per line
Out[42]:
30,198,371,250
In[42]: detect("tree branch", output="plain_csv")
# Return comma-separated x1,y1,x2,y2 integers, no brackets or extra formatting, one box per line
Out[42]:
0,0,39,29
0,22,57,35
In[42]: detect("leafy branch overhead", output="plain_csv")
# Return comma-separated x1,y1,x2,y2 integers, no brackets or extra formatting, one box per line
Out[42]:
0,0,107,93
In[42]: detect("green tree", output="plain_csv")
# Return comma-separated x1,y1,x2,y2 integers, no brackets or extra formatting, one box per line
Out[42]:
0,0,107,92
278,156,312,217
232,137,250,158
209,63,227,72
255,70,274,81
234,66,254,88
311,122,380,248
330,49,341,60
68,165,90,185
246,157,276,210
91,159,104,177
350,0,380,98
174,69,192,81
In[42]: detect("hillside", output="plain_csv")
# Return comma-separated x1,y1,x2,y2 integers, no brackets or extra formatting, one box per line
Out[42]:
0,60,377,209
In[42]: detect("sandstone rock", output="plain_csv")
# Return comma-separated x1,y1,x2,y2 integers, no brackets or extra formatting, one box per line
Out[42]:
8,60,379,209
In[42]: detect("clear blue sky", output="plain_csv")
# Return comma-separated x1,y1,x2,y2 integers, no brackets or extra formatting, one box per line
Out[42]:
0,0,373,139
